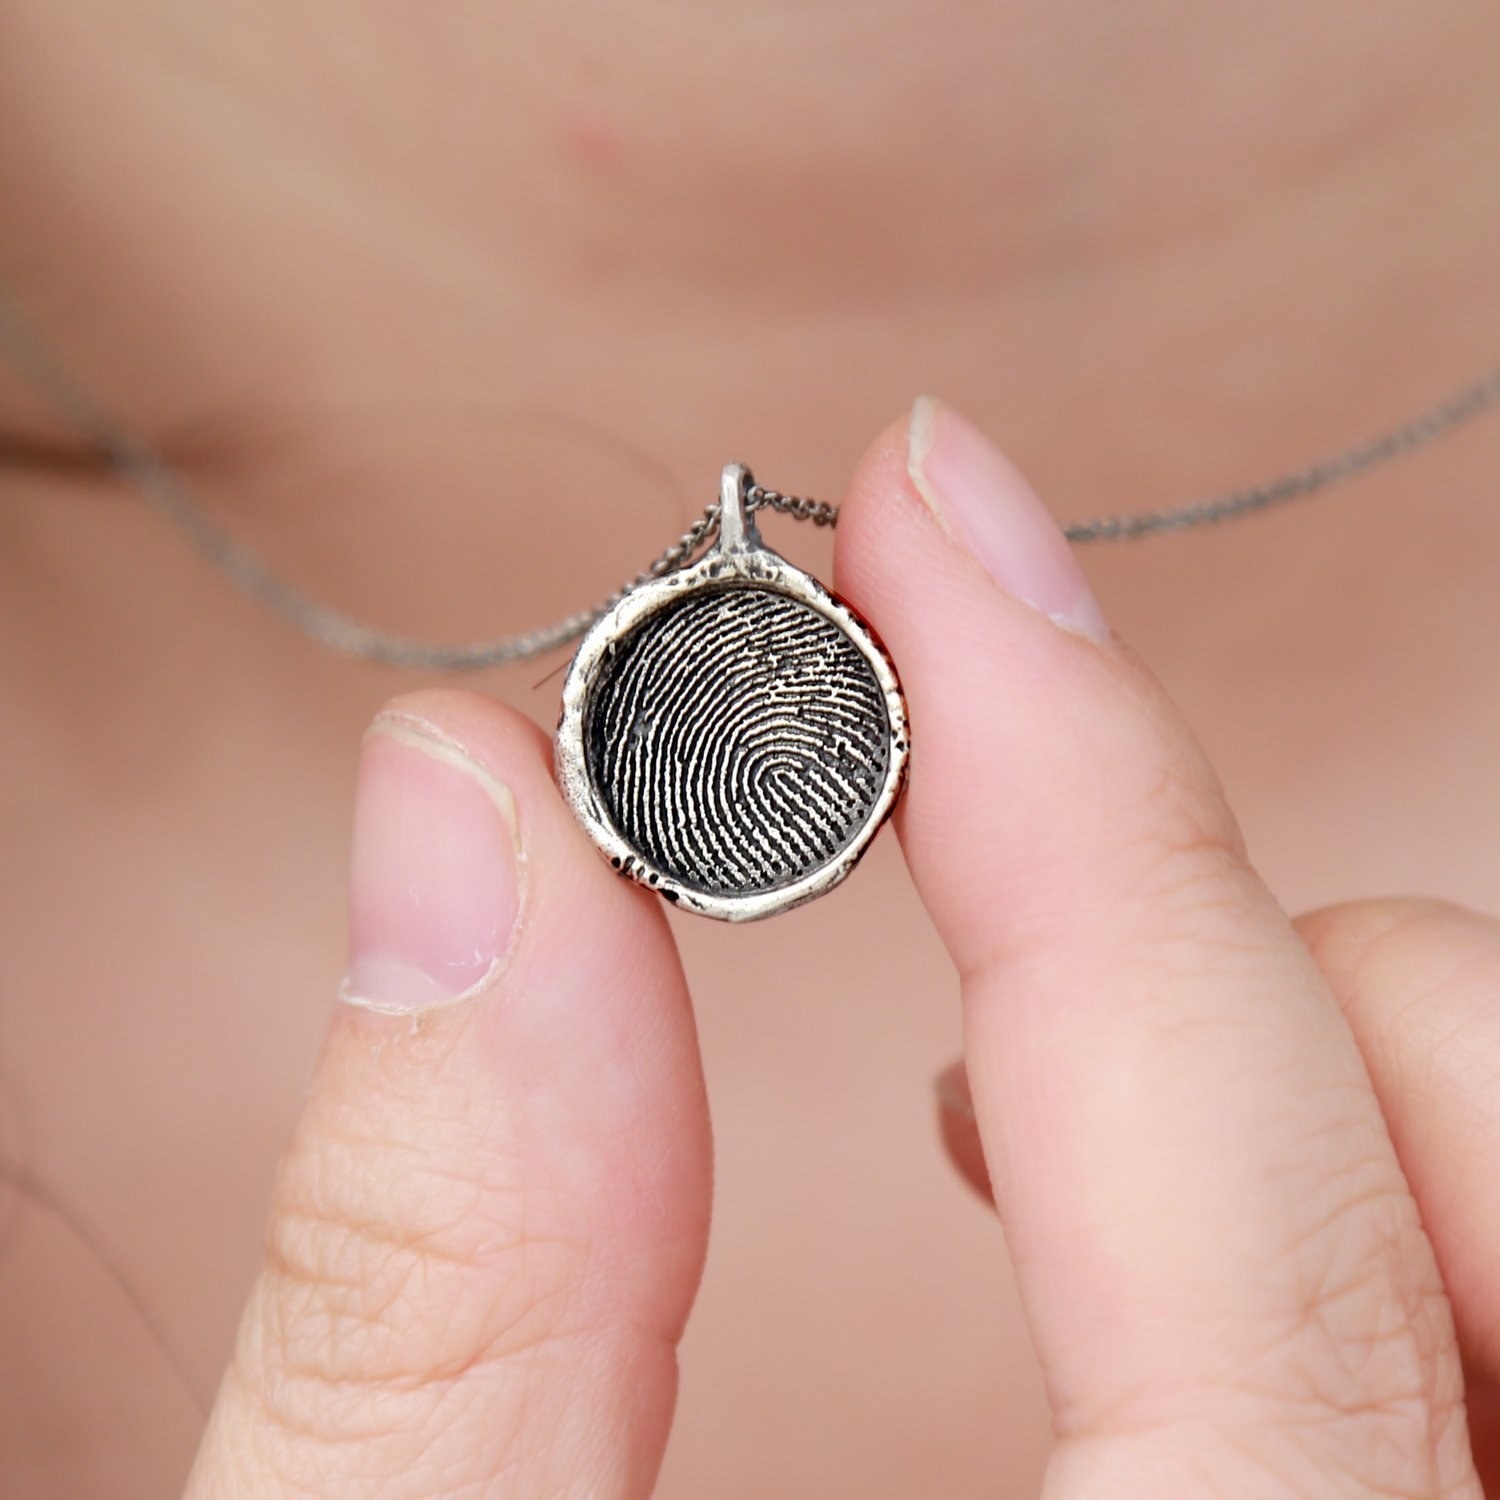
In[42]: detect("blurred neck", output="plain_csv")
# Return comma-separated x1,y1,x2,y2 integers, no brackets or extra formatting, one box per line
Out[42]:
2,0,1499,658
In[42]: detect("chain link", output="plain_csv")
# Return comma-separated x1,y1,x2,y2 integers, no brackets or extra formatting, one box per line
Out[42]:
3,286,1499,670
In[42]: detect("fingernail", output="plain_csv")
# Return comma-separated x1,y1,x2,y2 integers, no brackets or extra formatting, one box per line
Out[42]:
340,715,522,1015
906,396,1110,642
934,1061,976,1121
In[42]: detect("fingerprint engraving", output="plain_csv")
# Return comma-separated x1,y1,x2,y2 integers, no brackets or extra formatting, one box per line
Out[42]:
584,586,891,896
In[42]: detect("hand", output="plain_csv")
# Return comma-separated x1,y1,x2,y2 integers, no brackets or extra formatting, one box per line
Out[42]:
185,401,1499,1498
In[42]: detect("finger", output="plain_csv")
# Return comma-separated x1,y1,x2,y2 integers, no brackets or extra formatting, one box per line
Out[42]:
187,691,711,1500
939,902,1500,1250
835,401,1477,1497
934,1060,991,1203
1296,899,1500,1380
938,900,1500,1391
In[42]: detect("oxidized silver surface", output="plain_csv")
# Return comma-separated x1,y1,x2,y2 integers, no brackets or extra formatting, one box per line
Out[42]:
555,465,910,921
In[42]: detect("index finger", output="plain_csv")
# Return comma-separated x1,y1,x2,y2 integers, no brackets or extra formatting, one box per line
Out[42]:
834,400,1475,1499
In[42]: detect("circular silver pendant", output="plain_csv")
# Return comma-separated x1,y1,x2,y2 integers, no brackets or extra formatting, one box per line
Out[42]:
555,464,910,921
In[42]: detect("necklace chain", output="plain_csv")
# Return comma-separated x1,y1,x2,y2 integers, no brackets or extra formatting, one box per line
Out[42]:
4,287,1499,670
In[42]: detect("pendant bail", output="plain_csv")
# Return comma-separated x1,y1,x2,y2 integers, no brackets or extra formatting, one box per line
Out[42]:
717,462,757,554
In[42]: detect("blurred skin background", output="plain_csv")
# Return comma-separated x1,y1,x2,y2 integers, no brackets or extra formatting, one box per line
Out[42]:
1,1,1499,1495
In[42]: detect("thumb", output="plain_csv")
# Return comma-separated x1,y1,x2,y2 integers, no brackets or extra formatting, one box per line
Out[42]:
835,402,1476,1498
186,692,711,1499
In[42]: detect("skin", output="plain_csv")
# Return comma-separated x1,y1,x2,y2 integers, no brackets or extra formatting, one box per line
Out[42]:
3,0,1500,1494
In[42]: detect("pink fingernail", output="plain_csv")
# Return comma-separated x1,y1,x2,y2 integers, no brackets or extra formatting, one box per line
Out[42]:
340,715,522,1015
906,396,1110,642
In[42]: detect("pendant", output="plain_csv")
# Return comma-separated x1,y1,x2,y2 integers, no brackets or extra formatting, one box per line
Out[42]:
555,464,910,921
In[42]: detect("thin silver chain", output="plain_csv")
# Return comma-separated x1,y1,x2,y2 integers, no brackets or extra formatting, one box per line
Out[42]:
3,288,1499,670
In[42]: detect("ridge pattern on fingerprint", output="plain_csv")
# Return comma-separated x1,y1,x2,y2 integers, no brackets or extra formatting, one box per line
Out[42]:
584,586,891,896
